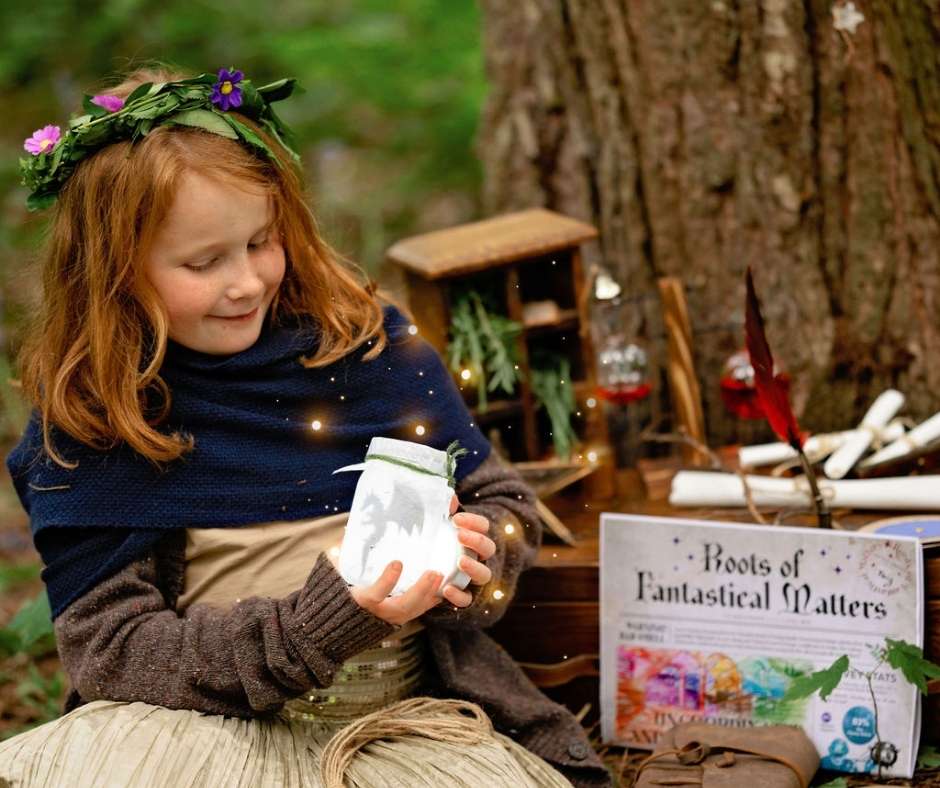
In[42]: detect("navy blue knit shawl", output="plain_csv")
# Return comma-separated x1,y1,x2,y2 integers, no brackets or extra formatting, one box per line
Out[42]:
6,304,491,618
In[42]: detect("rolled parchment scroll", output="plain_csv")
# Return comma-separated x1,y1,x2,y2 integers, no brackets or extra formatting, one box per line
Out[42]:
669,470,940,511
861,411,940,468
738,420,906,469
823,389,905,479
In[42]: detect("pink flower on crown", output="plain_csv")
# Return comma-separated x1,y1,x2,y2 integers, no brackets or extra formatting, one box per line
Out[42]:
23,125,62,156
91,94,125,113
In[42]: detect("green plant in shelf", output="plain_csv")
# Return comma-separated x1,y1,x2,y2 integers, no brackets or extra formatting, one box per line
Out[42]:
446,290,521,412
530,354,578,461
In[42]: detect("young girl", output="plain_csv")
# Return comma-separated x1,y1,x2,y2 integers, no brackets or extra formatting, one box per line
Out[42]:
0,65,611,787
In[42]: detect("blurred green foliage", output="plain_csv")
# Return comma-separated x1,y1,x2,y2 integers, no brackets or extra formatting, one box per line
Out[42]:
0,587,55,659
0,559,39,594
0,0,487,440
0,563,64,738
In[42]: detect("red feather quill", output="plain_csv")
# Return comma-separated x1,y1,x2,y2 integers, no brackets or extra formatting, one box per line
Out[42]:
745,268,804,451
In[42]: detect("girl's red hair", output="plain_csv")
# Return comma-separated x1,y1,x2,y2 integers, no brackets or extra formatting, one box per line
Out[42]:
14,64,392,470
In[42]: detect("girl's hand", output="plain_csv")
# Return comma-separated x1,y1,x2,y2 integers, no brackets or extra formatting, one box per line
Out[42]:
343,494,497,623
440,493,496,608
348,563,445,627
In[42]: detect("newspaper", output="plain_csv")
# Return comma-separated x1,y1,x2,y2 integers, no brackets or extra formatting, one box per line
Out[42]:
600,514,924,778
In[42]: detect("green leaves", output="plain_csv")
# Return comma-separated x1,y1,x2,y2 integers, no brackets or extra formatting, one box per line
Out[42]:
0,561,40,594
884,638,940,695
15,664,64,717
782,654,849,702
0,591,56,659
257,77,300,104
918,744,940,769
530,354,578,461
20,71,302,210
167,109,238,139
446,290,521,413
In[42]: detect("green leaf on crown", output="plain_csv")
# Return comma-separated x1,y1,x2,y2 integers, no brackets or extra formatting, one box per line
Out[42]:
165,109,239,140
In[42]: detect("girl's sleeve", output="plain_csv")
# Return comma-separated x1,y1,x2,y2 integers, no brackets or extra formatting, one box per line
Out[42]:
420,449,544,630
53,548,395,718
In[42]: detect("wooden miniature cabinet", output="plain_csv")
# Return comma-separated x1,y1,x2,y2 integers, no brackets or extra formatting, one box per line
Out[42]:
387,209,614,494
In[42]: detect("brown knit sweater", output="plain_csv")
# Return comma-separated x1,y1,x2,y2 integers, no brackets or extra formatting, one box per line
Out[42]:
52,452,612,788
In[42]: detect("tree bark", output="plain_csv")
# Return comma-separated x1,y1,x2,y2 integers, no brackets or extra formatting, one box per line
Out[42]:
476,0,940,443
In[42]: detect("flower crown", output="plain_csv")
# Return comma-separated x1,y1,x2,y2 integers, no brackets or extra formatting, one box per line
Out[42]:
20,68,302,212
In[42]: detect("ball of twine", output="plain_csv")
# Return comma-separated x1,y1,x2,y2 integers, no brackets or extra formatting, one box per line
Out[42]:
319,696,493,788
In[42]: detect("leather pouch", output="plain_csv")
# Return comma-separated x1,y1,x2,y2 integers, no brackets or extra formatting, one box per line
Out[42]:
633,722,819,788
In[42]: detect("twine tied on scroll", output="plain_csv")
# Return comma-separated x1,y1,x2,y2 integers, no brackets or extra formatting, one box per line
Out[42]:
823,390,905,479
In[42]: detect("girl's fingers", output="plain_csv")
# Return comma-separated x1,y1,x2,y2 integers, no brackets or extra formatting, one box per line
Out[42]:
366,560,403,602
459,556,493,586
353,565,445,626
396,570,443,613
443,584,473,608
449,494,460,516
457,529,496,561
452,511,489,534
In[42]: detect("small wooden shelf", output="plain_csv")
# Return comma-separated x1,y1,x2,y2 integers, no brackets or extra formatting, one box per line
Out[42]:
388,208,614,497
470,398,525,422
523,307,580,336
469,380,595,421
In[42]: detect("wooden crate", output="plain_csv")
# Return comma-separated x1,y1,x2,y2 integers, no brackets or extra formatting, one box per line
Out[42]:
387,208,614,497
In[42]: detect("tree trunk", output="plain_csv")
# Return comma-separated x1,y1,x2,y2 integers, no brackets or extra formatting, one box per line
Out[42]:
476,0,940,445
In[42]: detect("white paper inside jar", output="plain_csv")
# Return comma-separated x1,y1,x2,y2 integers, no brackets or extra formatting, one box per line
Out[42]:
335,437,473,596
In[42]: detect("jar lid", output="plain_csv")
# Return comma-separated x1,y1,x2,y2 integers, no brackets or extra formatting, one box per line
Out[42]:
365,437,448,478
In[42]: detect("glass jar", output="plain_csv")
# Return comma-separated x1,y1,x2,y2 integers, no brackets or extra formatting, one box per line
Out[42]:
335,437,473,596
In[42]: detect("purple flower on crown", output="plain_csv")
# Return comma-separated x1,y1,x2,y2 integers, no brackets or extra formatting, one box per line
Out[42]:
91,94,125,113
23,125,62,156
211,68,244,111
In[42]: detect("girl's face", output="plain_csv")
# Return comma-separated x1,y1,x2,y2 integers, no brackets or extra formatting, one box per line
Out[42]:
144,171,286,355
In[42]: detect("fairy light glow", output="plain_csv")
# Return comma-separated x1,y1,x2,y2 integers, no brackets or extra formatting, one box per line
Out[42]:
408,324,418,335
493,589,505,600
504,523,515,535
586,397,597,408
311,420,322,431
415,424,426,436
460,368,472,380
587,450,598,463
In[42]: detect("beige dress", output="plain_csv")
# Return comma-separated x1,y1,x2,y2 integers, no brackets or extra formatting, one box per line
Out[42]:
0,515,574,788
